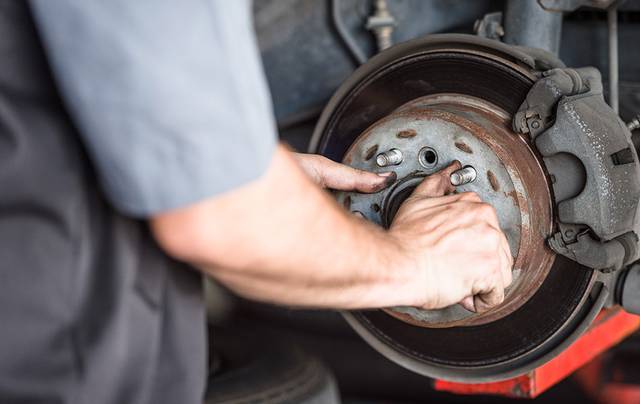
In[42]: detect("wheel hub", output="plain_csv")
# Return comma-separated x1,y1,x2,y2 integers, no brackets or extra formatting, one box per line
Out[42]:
337,94,555,327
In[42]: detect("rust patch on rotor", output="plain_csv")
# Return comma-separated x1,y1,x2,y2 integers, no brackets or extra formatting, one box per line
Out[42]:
364,144,378,160
396,129,417,138
454,141,473,154
487,170,500,191
505,190,518,206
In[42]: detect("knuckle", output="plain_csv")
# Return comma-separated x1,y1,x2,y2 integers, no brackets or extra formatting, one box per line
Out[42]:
477,203,497,218
355,168,371,180
458,192,478,201
475,222,497,237
504,269,513,286
475,277,490,292
462,191,482,202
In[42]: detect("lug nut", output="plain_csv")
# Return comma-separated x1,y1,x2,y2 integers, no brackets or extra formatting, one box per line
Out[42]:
376,148,403,167
450,166,477,186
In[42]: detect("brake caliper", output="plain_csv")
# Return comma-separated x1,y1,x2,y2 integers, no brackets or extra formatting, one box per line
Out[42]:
514,67,640,271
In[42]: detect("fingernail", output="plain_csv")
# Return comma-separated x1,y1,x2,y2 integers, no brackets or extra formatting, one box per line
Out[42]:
468,302,477,313
461,296,476,313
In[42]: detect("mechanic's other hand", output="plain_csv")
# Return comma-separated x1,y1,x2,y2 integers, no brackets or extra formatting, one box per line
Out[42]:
389,162,513,313
294,153,396,193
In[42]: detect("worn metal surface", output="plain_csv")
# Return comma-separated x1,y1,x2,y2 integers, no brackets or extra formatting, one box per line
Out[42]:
309,33,550,159
514,67,640,271
337,94,555,328
310,34,599,381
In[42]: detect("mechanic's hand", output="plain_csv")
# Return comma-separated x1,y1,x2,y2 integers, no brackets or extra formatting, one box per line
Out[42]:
389,161,513,313
294,153,397,193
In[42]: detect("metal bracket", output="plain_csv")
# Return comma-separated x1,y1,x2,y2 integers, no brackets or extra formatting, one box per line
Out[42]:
474,12,504,41
514,67,640,271
366,0,396,52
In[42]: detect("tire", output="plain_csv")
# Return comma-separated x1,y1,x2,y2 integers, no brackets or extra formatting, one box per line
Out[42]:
206,326,340,404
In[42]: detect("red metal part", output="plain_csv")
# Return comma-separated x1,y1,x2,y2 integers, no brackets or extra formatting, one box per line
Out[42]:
433,308,640,398
574,330,640,404
599,386,640,404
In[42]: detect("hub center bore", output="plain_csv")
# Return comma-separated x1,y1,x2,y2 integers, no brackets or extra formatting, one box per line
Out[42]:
337,94,555,328
382,173,423,227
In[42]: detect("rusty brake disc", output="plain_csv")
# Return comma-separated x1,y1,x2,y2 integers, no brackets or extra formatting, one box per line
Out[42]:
338,93,555,328
309,34,601,382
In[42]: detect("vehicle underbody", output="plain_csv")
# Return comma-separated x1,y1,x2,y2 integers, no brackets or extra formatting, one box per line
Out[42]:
207,1,640,402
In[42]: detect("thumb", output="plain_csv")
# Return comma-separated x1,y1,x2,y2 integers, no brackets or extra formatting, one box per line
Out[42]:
412,160,462,198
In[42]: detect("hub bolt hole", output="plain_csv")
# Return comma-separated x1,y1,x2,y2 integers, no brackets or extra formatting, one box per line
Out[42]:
419,147,438,169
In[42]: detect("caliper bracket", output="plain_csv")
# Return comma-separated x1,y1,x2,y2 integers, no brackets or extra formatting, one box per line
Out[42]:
514,67,640,271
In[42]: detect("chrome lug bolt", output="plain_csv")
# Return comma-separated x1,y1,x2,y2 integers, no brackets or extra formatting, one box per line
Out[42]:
376,148,403,167
450,166,477,186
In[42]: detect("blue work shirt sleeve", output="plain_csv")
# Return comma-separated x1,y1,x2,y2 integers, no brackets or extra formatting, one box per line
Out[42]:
30,0,278,217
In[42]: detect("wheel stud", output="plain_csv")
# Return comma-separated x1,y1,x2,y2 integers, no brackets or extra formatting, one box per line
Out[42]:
376,148,403,167
450,166,477,186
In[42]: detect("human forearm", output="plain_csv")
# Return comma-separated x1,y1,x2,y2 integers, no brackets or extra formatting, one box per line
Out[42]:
152,144,512,312
151,145,416,308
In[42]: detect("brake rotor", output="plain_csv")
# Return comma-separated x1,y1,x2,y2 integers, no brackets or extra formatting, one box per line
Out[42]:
309,34,601,382
339,93,555,328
